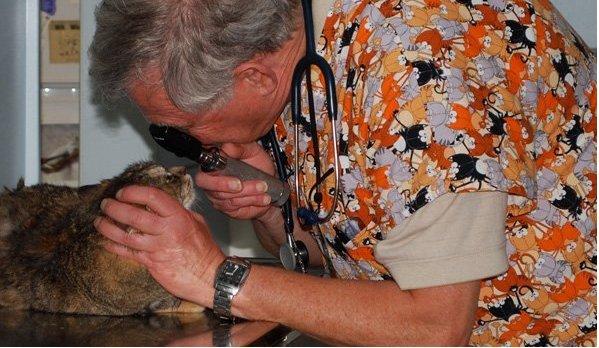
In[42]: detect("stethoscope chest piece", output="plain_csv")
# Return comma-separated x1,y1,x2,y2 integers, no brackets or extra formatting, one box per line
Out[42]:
279,240,309,272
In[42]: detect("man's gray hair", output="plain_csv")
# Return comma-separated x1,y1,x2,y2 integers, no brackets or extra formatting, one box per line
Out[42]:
89,0,300,113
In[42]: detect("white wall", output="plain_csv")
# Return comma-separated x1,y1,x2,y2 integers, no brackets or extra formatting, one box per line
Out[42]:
79,0,231,250
552,0,597,48
79,1,155,186
0,0,39,188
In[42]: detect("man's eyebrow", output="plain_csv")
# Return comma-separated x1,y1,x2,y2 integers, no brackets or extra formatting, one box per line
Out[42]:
172,125,190,133
151,120,193,132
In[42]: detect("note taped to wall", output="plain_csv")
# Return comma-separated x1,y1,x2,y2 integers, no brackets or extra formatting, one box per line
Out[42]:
49,20,80,64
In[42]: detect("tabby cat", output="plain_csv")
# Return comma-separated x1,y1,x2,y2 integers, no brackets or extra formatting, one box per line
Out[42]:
0,162,203,315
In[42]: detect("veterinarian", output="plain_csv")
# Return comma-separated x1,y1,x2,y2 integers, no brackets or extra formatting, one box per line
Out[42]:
90,0,597,345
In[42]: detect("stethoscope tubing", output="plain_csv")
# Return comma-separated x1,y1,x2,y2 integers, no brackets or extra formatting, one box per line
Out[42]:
291,0,341,225
267,0,343,273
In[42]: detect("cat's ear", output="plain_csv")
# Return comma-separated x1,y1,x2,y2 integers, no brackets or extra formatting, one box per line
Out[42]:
4,178,25,193
94,179,112,192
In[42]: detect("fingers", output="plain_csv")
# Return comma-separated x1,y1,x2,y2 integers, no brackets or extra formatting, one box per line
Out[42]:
114,185,182,217
191,212,207,225
195,172,243,193
212,195,271,209
193,142,275,220
218,142,276,175
220,142,263,161
100,198,163,234
195,173,268,197
103,239,150,265
95,217,156,251
210,195,271,212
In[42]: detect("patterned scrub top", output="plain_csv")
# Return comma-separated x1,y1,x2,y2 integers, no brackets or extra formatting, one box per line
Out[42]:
273,0,596,346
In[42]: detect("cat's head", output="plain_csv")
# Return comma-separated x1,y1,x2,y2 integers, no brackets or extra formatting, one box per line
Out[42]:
112,162,195,209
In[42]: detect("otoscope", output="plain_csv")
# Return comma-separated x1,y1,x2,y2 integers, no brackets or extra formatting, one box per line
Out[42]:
149,124,290,207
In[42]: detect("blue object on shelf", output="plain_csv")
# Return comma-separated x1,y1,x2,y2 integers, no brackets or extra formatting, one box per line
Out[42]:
41,0,56,16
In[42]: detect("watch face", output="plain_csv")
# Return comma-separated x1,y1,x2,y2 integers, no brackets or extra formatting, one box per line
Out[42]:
221,261,247,286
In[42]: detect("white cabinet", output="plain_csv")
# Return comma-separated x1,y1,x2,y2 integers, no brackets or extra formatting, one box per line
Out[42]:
39,0,80,187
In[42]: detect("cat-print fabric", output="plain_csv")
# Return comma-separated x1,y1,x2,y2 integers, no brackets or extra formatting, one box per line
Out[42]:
274,0,596,346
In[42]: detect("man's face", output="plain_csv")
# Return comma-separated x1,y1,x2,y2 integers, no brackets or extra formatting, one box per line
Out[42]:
128,74,283,146
127,22,305,146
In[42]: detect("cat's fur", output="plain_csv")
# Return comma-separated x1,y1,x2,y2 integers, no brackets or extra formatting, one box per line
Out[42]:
0,162,203,315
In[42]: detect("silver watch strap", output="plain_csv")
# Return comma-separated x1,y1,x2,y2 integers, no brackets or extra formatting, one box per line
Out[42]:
213,289,234,320
213,257,251,321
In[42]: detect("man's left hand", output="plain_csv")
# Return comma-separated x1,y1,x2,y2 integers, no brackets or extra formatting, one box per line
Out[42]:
94,185,225,307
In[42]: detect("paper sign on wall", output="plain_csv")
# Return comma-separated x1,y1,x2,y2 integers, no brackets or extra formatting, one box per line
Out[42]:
49,20,80,64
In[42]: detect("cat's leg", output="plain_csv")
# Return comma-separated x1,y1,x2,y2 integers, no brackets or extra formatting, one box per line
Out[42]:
173,300,205,313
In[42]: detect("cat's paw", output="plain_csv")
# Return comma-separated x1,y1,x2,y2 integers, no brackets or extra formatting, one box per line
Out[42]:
153,300,205,314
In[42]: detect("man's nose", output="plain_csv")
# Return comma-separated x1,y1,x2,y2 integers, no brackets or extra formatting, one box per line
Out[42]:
169,166,187,176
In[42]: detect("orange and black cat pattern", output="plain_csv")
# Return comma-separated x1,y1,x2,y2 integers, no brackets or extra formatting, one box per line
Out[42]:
275,0,596,345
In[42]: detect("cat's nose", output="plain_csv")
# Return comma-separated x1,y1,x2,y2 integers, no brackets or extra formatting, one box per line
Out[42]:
169,166,186,176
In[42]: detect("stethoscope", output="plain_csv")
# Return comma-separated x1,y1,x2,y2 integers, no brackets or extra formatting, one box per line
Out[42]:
149,0,341,274
265,0,341,273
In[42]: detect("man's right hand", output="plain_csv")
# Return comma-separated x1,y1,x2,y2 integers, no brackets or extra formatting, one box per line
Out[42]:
195,142,278,220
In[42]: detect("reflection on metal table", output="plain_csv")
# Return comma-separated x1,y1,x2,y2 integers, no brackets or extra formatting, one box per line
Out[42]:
0,309,295,346
0,258,328,346
0,259,305,346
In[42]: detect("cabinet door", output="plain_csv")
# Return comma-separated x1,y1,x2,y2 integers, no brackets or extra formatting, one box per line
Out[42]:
0,0,40,187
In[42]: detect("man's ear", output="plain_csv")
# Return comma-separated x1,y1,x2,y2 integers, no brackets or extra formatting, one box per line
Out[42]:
234,62,278,96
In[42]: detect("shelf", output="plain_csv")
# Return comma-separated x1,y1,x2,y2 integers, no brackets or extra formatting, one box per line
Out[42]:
41,82,79,89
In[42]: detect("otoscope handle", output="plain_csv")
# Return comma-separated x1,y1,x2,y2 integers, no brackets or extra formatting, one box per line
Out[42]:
216,157,290,207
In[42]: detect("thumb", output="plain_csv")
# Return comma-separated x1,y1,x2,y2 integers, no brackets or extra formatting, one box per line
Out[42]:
192,212,207,225
218,142,275,176
220,142,264,161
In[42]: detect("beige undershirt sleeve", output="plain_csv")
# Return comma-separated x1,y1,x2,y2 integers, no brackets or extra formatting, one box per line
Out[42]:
374,191,509,290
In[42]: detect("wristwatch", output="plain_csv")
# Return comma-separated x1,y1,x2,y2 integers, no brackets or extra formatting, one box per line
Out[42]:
213,257,252,321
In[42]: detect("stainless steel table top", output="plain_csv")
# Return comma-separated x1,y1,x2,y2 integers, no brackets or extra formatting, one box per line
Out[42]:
0,309,292,346
0,259,321,346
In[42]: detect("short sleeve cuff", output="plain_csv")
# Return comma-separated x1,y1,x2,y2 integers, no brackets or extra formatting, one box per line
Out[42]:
385,242,508,290
373,191,509,290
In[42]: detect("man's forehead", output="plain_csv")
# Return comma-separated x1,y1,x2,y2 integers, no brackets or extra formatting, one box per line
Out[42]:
128,73,196,128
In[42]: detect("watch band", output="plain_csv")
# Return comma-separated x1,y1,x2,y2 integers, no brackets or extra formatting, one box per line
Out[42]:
213,289,234,320
213,257,251,321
